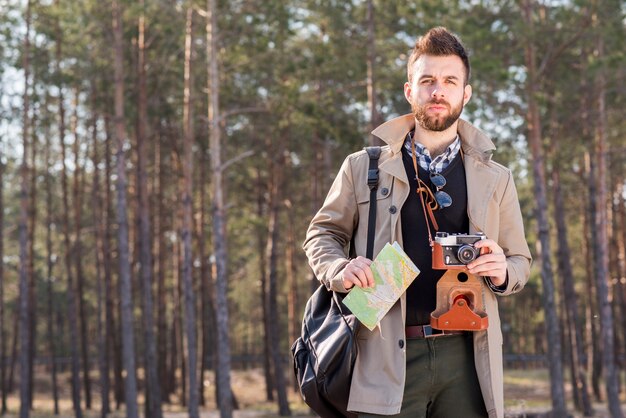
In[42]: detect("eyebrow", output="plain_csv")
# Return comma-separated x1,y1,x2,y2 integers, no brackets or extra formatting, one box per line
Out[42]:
419,74,461,81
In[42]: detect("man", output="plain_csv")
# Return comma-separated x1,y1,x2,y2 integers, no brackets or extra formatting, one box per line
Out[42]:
303,27,531,418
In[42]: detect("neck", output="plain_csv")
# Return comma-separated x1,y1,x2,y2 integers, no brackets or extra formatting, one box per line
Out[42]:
413,120,459,157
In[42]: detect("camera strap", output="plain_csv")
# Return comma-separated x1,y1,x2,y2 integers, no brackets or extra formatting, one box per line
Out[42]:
365,146,381,259
410,135,439,248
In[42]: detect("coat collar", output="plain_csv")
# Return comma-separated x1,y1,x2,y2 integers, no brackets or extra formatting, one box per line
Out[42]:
370,113,497,163
372,113,501,235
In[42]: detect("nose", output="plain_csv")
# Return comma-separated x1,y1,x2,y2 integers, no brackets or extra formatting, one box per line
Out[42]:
431,86,444,99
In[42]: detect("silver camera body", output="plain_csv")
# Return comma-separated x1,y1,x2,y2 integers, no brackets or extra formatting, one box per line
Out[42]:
433,232,486,268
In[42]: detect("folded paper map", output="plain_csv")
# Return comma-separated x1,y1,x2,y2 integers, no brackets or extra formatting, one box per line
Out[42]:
342,242,420,331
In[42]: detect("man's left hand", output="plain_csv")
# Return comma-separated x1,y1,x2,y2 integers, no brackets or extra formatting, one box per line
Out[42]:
466,239,507,286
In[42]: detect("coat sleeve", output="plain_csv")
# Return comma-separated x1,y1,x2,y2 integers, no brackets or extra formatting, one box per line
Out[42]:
303,154,360,293
493,170,532,296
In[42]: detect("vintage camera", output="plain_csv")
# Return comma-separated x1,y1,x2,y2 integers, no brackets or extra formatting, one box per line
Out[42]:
432,232,486,270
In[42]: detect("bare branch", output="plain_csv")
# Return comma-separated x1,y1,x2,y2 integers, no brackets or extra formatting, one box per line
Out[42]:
220,149,255,172
537,14,592,77
198,106,269,123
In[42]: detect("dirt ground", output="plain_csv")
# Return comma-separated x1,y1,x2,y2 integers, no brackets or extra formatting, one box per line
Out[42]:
2,368,624,417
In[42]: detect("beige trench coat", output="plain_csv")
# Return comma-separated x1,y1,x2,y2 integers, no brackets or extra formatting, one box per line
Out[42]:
303,114,532,418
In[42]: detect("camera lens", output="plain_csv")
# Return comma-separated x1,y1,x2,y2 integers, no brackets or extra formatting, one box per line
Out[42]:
457,244,479,264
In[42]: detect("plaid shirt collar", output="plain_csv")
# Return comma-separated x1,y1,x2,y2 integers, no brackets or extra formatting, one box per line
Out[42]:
404,131,461,174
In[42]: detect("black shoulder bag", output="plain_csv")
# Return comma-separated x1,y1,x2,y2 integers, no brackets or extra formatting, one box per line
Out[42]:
291,146,381,418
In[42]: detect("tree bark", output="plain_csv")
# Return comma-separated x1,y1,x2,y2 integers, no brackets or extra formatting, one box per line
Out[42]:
284,174,299,392
55,0,83,414
257,165,274,402
71,90,92,411
169,207,181,399
136,3,163,417
27,93,38,412
550,160,593,416
366,0,383,146
92,106,111,418
19,3,32,415
520,1,566,415
592,35,623,418
265,149,291,416
112,1,139,416
155,130,170,402
44,97,60,416
104,114,119,411
583,151,603,401
182,7,200,417
0,141,6,415
615,188,626,394
207,0,234,416
198,132,215,407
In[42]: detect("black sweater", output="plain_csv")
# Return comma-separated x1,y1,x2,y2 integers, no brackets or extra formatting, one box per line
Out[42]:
401,146,469,326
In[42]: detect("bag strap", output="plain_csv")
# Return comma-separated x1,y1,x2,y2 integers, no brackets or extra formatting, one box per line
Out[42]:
364,147,381,260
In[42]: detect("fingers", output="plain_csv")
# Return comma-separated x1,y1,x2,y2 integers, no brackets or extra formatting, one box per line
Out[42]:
473,239,502,255
342,256,375,290
467,248,507,284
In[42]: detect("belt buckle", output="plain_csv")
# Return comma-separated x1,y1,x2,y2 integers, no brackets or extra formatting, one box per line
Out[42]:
423,325,443,338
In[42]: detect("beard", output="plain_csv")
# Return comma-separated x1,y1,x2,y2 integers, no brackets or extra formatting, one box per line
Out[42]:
413,98,463,132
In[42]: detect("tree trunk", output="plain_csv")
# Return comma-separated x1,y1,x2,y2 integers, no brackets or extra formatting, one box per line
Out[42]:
177,232,187,407
112,1,139,416
104,114,119,411
19,3,32,415
616,190,626,381
198,133,214,407
71,90,92,411
257,166,274,402
284,174,299,392
44,99,60,416
8,305,18,394
0,142,7,415
155,132,170,402
27,95,38,412
520,1,566,415
207,0,234,416
136,3,163,417
55,0,83,413
592,35,623,418
182,7,200,417
551,160,593,416
92,106,111,418
615,189,626,394
366,0,383,146
265,150,292,417
583,151,603,401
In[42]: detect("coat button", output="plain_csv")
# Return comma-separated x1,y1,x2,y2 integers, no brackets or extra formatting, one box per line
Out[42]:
381,187,389,196
398,339,404,349
389,205,397,214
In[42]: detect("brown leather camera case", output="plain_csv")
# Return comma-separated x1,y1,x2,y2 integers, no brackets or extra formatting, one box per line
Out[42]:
430,270,489,331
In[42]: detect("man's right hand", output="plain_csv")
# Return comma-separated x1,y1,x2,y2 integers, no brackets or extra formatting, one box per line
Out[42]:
341,256,375,289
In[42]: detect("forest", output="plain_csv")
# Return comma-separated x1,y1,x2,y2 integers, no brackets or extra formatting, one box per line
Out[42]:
0,0,625,417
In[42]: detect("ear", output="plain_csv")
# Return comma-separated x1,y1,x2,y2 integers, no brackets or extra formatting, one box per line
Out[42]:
463,84,472,106
404,81,412,104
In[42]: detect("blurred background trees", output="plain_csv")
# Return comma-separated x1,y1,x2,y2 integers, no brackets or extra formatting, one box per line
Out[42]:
0,0,624,417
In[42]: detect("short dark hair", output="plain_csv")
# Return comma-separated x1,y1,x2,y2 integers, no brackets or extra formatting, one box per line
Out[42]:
407,27,470,85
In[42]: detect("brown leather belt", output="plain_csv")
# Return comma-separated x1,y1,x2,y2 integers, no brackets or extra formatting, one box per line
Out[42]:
405,325,466,339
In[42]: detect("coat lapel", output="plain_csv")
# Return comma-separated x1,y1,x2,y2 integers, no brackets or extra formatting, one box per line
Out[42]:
464,153,499,237
379,153,408,185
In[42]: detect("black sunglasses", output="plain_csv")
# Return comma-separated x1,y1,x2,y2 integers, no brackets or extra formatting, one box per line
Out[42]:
429,172,452,209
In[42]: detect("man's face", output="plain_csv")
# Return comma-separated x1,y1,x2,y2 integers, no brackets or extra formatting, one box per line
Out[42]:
404,54,472,132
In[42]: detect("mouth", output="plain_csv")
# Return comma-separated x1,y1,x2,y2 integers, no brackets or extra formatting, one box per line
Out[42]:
428,105,448,112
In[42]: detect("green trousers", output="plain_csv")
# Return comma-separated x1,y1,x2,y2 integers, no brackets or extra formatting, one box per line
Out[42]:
359,333,488,418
